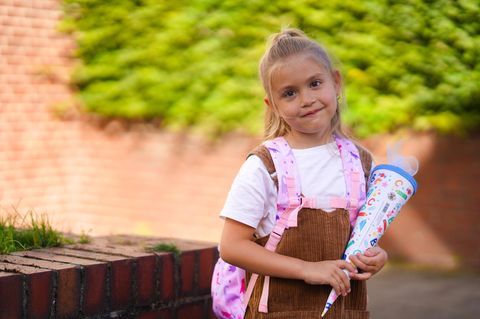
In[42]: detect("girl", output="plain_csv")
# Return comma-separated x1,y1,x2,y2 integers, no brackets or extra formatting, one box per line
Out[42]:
215,28,388,318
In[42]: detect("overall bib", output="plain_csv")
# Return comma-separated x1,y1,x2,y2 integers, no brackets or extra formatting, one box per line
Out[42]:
244,144,371,319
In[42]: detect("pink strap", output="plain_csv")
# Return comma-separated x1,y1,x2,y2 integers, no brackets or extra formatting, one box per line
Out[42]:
286,176,297,204
259,276,270,313
286,203,304,228
257,199,304,312
349,171,361,211
334,135,366,225
243,273,259,307
302,197,316,208
244,198,301,310
330,197,348,209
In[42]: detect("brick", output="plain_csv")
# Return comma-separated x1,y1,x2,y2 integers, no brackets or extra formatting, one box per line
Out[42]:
1,254,81,319
136,254,156,307
157,253,175,301
42,247,125,262
67,243,153,258
56,267,81,319
64,241,159,300
29,271,54,319
198,247,217,292
0,272,23,319
0,262,54,319
110,258,134,311
176,301,204,319
82,263,108,315
179,251,196,296
45,247,138,314
45,248,134,313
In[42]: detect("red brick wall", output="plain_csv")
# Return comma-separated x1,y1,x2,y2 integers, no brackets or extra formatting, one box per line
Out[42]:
0,1,259,241
0,237,218,319
1,0,75,218
1,1,479,270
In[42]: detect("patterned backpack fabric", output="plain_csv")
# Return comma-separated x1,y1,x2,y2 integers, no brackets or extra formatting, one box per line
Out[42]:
211,136,367,318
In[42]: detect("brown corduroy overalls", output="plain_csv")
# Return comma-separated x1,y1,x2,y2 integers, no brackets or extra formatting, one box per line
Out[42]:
244,145,372,319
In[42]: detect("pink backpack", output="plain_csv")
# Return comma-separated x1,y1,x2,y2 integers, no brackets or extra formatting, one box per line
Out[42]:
211,136,367,318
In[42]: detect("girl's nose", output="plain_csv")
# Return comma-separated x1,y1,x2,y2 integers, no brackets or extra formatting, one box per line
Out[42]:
301,91,315,107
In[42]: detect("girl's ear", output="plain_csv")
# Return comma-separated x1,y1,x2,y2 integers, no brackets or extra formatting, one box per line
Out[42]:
332,70,343,96
264,96,271,107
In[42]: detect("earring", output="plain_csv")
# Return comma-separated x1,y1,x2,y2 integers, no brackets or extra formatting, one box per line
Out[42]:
336,95,342,104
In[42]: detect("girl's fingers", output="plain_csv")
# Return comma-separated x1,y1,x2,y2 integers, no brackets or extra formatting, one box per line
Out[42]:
331,274,343,296
348,248,387,279
351,254,376,272
349,255,367,269
364,247,380,257
357,253,375,265
345,262,357,273
335,269,350,295
336,260,357,273
350,271,372,281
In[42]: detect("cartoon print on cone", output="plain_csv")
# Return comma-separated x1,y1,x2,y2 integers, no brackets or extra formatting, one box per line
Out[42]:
321,141,419,317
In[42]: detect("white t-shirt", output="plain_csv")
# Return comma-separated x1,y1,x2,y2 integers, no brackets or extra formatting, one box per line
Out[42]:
220,142,347,237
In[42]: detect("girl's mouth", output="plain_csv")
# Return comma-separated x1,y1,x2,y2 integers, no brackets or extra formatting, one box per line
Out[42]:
302,107,324,117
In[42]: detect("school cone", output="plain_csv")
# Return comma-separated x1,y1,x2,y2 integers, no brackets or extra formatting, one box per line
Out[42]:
321,162,418,317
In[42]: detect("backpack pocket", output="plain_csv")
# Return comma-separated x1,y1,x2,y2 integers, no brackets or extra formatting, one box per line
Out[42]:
211,257,247,319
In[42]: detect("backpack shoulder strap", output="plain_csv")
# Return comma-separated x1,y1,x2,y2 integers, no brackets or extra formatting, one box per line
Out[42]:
247,145,278,190
356,143,373,190
334,136,369,226
263,137,302,211
243,137,302,313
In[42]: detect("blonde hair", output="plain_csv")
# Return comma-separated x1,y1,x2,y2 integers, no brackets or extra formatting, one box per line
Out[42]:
259,28,348,140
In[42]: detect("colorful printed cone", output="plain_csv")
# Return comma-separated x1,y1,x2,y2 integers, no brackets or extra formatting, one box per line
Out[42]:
321,164,418,317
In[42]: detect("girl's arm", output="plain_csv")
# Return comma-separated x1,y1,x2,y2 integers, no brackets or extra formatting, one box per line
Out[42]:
220,217,357,297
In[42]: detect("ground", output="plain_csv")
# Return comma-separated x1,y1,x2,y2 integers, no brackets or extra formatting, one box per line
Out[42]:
368,265,480,319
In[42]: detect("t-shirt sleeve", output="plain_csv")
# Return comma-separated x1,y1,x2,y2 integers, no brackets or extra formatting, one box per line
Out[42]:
220,155,276,230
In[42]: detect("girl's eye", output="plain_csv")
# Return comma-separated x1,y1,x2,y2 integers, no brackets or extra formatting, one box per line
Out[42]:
282,90,296,98
311,80,322,88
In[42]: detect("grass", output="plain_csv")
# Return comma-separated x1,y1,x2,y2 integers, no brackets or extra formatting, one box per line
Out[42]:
78,230,91,244
147,242,180,257
1,210,183,257
0,209,70,254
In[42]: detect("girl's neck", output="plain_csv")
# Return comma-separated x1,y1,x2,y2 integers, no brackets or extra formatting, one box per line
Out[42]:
284,131,334,149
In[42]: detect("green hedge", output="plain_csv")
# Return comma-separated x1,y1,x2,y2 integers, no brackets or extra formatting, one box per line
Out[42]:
61,0,480,137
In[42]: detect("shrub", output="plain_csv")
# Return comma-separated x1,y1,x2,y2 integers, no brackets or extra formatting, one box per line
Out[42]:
61,0,480,137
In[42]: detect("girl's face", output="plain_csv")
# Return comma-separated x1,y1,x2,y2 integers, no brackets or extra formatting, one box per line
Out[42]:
267,54,341,147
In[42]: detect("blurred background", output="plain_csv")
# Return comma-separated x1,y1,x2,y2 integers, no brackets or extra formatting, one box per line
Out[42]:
1,1,479,316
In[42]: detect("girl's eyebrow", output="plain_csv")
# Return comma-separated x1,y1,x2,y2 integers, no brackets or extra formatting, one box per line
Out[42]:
307,72,326,81
278,84,295,92
277,73,326,91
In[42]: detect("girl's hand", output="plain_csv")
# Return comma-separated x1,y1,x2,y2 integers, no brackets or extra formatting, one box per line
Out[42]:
349,246,388,281
301,260,358,297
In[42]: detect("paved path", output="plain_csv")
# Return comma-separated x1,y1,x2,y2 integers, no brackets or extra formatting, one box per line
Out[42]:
368,266,480,319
